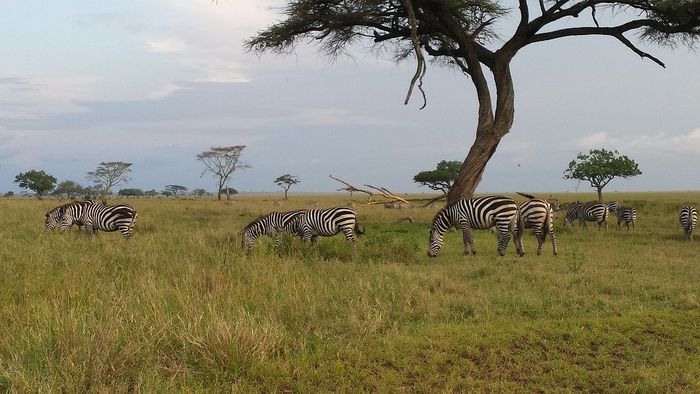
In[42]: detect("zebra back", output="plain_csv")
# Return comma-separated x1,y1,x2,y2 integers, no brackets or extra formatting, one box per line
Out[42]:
80,202,138,238
680,206,698,240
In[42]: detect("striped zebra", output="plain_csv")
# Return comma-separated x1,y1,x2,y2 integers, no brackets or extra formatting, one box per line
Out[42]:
66,201,138,239
680,206,697,241
287,207,364,248
241,210,307,253
616,207,637,230
428,196,524,257
564,201,609,230
45,200,94,231
606,201,623,214
519,199,557,255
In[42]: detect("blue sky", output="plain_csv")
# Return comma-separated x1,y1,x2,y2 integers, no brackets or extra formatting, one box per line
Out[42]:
1,0,699,196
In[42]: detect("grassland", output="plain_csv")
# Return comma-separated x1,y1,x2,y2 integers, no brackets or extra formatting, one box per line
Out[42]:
0,192,699,392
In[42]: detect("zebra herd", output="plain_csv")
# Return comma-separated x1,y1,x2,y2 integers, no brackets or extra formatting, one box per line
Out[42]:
44,196,698,254
45,200,137,239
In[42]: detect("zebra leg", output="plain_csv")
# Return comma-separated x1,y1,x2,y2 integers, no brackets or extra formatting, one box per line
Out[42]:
497,231,511,256
341,227,356,247
550,232,558,256
513,230,525,257
460,223,476,255
536,230,545,256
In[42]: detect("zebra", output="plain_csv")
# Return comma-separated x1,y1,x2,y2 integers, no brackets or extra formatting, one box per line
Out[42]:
518,199,557,255
240,210,307,253
616,207,637,230
428,196,524,257
606,201,623,214
287,207,364,248
680,206,697,241
564,201,609,230
66,201,138,239
45,200,94,231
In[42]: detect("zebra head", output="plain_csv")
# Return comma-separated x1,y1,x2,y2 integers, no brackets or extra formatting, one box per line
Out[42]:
45,209,60,230
428,207,453,257
564,202,582,228
241,218,265,253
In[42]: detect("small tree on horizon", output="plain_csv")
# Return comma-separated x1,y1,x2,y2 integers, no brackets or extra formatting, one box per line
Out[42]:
52,180,85,199
413,160,462,195
196,145,249,201
274,174,300,200
14,170,57,198
86,161,132,203
164,184,188,197
564,149,642,201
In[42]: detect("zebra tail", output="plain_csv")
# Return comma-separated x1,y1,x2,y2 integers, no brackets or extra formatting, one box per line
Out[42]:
354,222,365,236
543,208,552,237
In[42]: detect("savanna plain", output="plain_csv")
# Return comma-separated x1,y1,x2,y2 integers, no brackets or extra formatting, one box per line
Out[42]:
1,192,699,392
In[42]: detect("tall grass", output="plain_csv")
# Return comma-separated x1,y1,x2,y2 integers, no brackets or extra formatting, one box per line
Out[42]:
0,192,699,391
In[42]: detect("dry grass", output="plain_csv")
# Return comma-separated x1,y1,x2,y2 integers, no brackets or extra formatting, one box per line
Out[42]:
0,192,699,391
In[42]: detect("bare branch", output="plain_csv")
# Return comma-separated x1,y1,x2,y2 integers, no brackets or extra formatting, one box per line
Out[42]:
403,0,427,109
614,33,666,67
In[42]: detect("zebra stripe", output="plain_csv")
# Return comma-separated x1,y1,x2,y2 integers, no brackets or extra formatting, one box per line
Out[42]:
428,196,524,257
606,201,623,214
616,207,637,230
680,206,697,241
45,200,94,231
565,201,609,230
519,199,557,255
289,207,363,247
241,210,307,252
73,201,138,239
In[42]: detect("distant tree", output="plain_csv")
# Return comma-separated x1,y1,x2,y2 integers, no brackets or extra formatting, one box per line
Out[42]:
196,146,249,200
224,187,238,196
14,170,57,198
52,180,85,199
3,191,15,197
192,188,208,197
161,190,174,197
413,160,462,194
118,188,145,197
564,149,642,201
144,189,159,197
164,184,188,197
86,161,132,202
274,174,300,200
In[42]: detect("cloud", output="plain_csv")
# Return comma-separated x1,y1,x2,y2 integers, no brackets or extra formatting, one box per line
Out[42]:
146,39,186,54
576,129,700,154
296,108,393,126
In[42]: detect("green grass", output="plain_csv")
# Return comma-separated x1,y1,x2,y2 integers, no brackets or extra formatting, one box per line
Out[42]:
0,192,699,391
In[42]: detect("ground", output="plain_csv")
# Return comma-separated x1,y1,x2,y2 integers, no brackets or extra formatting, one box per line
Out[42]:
0,192,698,391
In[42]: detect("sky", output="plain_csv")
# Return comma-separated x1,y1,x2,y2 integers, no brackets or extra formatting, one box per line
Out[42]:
1,0,699,196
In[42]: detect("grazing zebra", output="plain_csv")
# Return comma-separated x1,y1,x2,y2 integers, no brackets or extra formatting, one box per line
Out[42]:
428,196,524,257
606,201,623,214
564,201,609,230
66,201,138,239
45,200,93,231
288,207,364,248
240,210,307,253
518,199,557,255
680,206,697,241
616,207,637,230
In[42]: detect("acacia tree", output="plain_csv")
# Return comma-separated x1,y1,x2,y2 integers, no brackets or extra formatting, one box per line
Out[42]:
197,146,250,200
164,184,188,197
14,170,57,198
86,161,132,202
51,180,85,199
413,160,461,194
248,1,699,204
275,174,301,200
564,148,641,201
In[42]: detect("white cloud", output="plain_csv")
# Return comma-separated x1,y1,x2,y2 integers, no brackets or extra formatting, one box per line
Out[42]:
146,39,186,54
576,128,700,154
296,108,393,126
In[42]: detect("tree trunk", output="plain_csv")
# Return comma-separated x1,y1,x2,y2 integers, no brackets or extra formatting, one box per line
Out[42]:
596,186,603,202
284,189,288,200
446,58,515,205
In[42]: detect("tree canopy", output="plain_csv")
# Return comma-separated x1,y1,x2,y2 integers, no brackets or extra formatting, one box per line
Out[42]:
52,180,85,199
275,174,301,200
248,0,699,204
164,184,188,196
14,170,57,198
86,161,132,201
413,160,461,194
197,145,249,200
564,148,642,201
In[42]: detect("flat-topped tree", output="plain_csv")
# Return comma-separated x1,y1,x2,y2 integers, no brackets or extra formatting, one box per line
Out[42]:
275,174,301,200
196,146,250,200
248,0,699,204
564,149,641,201
86,161,132,203
164,184,188,197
